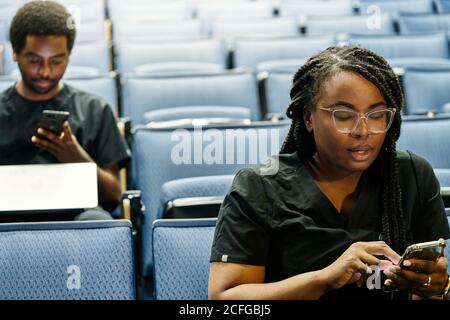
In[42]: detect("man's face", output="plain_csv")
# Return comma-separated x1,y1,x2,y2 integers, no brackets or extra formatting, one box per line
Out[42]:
14,35,69,95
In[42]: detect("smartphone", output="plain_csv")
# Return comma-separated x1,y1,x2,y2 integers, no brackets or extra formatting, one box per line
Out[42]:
398,238,446,267
39,110,70,134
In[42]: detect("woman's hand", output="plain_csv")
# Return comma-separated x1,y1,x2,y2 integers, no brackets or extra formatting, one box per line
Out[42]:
320,241,401,291
384,256,449,298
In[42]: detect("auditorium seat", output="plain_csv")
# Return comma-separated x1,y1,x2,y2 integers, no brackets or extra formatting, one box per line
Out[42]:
403,68,450,114
347,33,450,70
114,38,226,74
152,218,216,300
0,220,135,300
132,121,290,278
232,35,335,69
398,13,450,34
121,70,261,124
397,115,450,169
158,175,234,219
359,0,434,16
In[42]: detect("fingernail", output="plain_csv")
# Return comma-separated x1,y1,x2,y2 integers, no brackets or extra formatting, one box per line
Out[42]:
37,128,43,134
384,280,391,286
403,260,411,267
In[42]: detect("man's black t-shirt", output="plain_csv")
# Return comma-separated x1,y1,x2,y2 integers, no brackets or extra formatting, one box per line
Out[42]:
0,84,130,168
210,151,450,299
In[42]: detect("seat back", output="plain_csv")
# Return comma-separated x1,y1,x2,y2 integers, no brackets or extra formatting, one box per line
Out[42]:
114,38,226,73
158,175,235,219
262,70,295,116
121,70,261,124
397,116,450,169
108,0,192,22
398,13,450,34
279,0,354,17
233,35,335,69
132,121,291,276
64,74,117,112
347,33,450,59
55,0,106,22
211,17,299,40
0,220,135,300
359,0,434,15
403,68,450,115
112,20,202,42
152,218,216,300
307,14,395,36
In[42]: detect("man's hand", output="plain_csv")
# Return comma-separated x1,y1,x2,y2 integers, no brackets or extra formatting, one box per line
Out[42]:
32,121,92,163
384,256,449,298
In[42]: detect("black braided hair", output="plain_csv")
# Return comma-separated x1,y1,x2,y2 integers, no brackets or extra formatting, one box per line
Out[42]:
281,45,410,253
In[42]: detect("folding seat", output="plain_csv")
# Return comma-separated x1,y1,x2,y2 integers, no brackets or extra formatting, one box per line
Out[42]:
359,0,434,16
278,0,355,17
347,33,450,70
397,115,450,169
211,17,299,41
121,70,261,124
0,220,135,300
74,19,106,43
114,38,226,74
398,13,450,35
232,34,335,69
306,13,395,38
64,74,118,112
112,20,202,42
55,0,106,22
143,106,251,124
108,0,193,23
197,1,274,34
261,70,295,117
132,121,291,278
402,68,450,115
152,218,216,300
158,175,235,219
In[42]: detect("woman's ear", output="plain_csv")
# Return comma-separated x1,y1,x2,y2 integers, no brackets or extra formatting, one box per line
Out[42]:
303,110,313,133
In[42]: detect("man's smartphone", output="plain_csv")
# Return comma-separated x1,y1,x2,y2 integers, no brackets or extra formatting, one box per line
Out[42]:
39,110,70,135
398,238,446,267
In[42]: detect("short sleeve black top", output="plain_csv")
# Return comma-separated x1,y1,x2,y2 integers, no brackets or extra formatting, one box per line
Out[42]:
0,84,130,168
210,151,450,299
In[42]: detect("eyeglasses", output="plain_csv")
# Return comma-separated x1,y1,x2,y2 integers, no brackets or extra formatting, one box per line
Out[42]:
317,107,397,134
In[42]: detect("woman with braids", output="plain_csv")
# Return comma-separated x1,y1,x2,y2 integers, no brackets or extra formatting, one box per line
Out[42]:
208,46,450,300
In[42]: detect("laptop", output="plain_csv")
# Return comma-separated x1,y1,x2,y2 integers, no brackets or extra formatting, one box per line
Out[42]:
0,163,98,212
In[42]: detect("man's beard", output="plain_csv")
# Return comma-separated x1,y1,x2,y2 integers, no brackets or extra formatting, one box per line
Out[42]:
17,65,61,95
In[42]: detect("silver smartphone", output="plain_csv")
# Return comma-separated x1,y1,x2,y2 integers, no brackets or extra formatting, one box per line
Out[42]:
398,238,446,266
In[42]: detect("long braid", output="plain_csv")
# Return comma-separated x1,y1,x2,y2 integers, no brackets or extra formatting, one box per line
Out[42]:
281,46,410,253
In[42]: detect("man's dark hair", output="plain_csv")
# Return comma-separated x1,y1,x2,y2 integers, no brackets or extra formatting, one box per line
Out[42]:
9,1,76,54
281,45,409,253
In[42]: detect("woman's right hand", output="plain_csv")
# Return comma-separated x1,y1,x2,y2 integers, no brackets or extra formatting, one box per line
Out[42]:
320,241,401,291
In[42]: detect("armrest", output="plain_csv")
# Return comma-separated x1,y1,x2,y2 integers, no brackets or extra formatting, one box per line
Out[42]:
122,190,145,278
